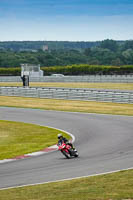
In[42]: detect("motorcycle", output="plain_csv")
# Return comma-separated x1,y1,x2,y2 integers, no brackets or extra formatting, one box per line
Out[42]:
58,142,78,159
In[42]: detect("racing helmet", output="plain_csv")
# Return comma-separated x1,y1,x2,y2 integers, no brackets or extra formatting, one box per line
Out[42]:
58,133,62,139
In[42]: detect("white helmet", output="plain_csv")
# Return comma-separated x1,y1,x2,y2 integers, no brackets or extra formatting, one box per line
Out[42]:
58,133,62,139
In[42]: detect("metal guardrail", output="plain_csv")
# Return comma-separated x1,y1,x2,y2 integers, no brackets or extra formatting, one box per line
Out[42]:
0,75,133,83
0,87,133,104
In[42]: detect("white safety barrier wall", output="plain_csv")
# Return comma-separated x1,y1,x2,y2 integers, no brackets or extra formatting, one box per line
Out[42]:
0,87,133,104
0,75,133,83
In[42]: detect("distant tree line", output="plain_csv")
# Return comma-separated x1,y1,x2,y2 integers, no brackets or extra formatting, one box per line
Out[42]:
0,39,133,72
42,65,133,75
0,40,100,51
0,65,133,76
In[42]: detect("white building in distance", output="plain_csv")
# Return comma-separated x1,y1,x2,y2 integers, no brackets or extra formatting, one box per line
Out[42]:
21,64,43,77
42,45,49,51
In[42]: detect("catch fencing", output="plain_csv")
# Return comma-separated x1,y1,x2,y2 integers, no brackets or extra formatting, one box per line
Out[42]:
0,75,133,83
0,87,133,104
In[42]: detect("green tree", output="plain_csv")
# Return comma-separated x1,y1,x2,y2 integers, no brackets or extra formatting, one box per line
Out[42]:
100,39,118,52
122,40,133,50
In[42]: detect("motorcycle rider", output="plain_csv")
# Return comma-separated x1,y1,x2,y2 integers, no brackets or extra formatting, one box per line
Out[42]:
57,133,75,150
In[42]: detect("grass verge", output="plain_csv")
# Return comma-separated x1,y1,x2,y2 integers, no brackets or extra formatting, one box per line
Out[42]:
0,169,133,200
0,96,133,116
0,120,70,160
0,82,133,90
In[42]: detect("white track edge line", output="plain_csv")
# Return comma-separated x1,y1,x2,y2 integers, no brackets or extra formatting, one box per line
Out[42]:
0,167,133,191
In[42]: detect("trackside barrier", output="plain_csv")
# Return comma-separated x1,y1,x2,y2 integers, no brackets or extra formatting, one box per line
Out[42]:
0,75,133,83
0,87,133,104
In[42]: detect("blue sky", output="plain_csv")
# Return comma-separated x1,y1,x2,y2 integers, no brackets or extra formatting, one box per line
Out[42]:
0,0,133,41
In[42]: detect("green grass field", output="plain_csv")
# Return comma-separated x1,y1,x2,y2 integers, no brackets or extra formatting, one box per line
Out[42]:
0,82,133,90
0,120,70,160
0,169,133,200
0,96,133,116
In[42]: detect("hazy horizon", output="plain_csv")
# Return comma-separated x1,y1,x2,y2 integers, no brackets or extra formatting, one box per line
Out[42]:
0,39,130,42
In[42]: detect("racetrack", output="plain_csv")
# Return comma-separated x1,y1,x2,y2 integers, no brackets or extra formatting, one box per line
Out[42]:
0,107,133,189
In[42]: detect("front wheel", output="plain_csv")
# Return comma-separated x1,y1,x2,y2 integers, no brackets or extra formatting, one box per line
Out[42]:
74,152,79,157
62,150,71,159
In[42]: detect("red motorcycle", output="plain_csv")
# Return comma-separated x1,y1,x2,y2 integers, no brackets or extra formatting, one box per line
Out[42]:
58,142,78,159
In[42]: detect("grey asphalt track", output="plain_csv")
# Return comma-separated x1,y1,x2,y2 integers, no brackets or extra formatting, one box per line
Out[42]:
0,107,133,189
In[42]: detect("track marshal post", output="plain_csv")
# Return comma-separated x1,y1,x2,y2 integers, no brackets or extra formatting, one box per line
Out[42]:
21,63,43,87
